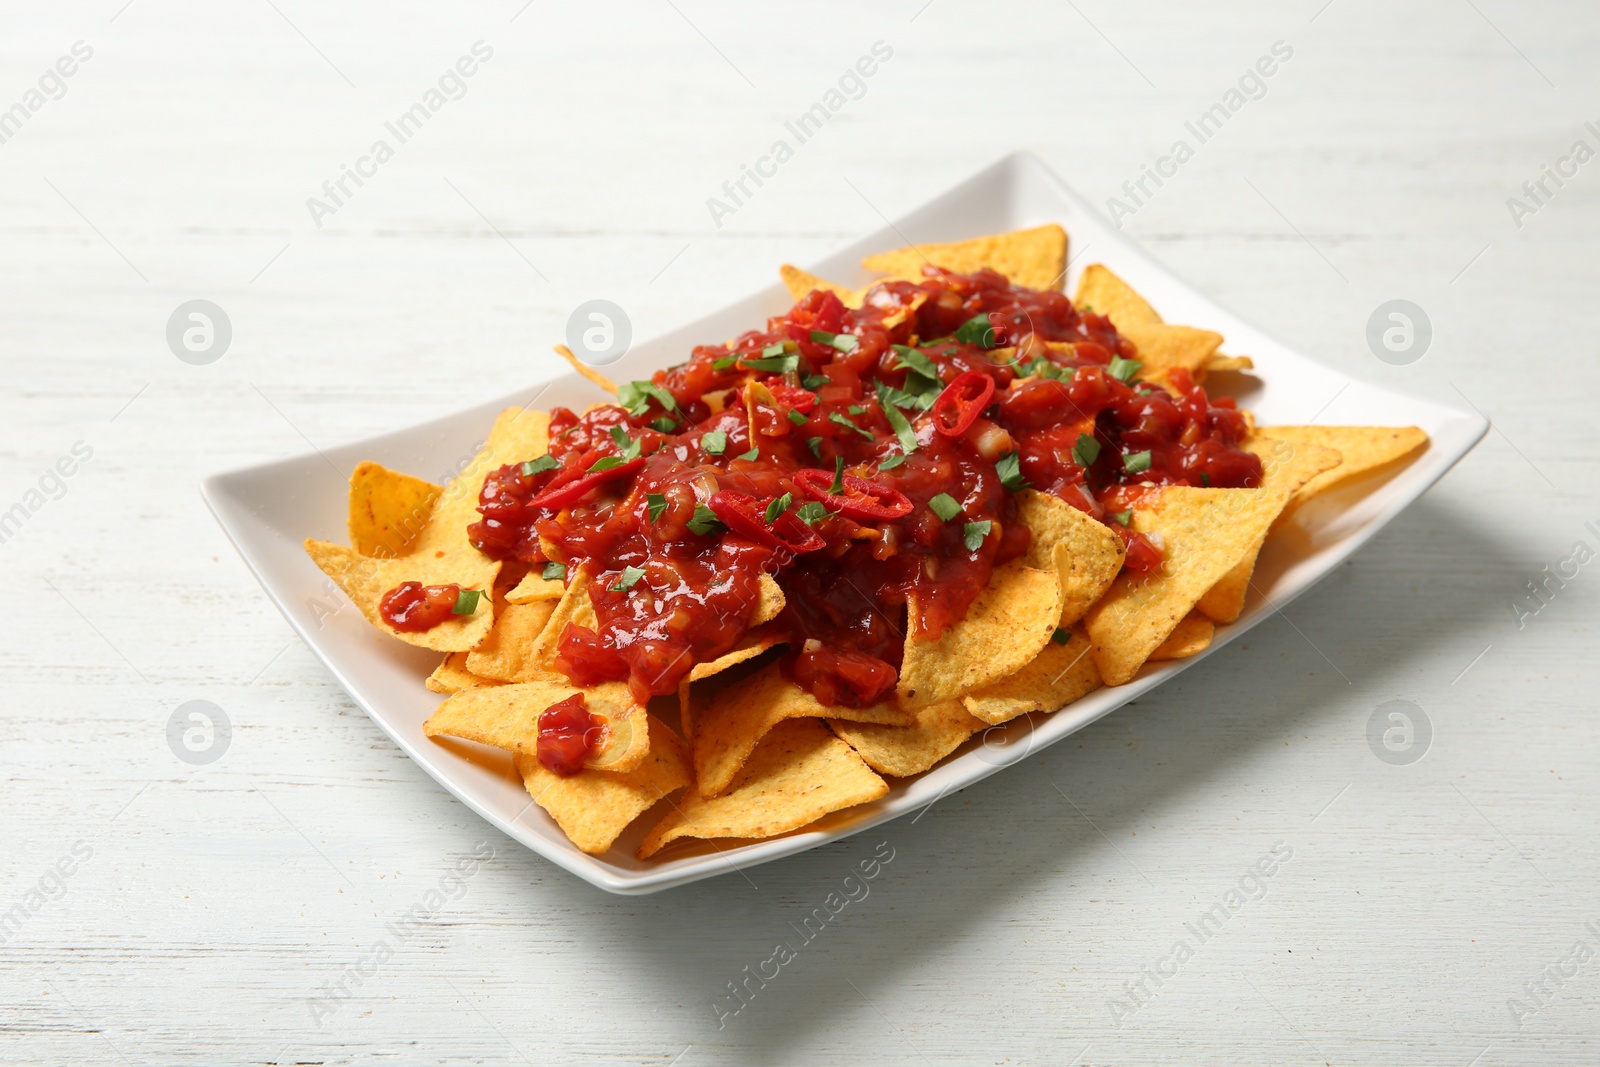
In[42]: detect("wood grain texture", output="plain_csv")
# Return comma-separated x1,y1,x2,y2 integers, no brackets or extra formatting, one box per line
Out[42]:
3,1,1599,1063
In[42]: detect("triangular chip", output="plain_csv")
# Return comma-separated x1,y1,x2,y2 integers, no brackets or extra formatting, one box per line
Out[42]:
514,716,690,855
638,719,887,858
1204,353,1254,374
898,562,1064,707
779,265,864,308
1085,486,1290,685
465,599,559,683
304,407,550,652
1016,490,1125,626
962,626,1100,725
1149,612,1214,661
862,224,1068,290
526,565,598,669
423,679,650,773
506,570,565,603
828,700,985,777
692,661,910,797
754,573,785,625
425,651,504,694
1119,322,1224,378
676,633,785,742
347,462,441,558
1074,264,1160,325
1194,435,1344,624
1257,425,1428,514
554,344,617,395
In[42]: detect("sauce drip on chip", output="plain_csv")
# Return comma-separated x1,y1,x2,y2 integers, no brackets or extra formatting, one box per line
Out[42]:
536,693,603,778
461,267,1261,707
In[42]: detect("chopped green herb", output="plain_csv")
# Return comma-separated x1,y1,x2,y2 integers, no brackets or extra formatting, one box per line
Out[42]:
1107,356,1143,383
646,493,667,522
761,341,788,358
929,493,961,522
1022,357,1069,381
520,455,559,477
1200,472,1211,487
1050,627,1070,645
451,588,482,615
1124,450,1153,474
687,504,723,536
891,344,941,379
801,373,829,391
1112,510,1132,526
806,436,824,459
848,404,866,415
649,416,678,433
617,380,678,416
742,354,801,374
796,502,830,526
713,355,738,372
996,451,1030,492
700,430,727,455
879,453,907,470
828,411,874,440
829,456,845,494
607,424,644,460
954,314,999,348
541,561,567,580
786,409,808,426
963,520,992,551
610,566,646,592
881,400,918,454
1071,433,1101,468
588,455,627,472
810,329,858,352
763,493,793,524
737,447,760,461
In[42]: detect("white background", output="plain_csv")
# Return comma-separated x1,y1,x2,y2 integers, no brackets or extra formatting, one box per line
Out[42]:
3,1,1598,1063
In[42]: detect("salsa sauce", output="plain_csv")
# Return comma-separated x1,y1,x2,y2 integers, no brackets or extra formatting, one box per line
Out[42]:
465,267,1259,706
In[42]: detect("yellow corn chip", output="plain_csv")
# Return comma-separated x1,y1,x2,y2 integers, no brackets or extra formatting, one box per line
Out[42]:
898,562,1064,707
1195,435,1344,624
863,224,1068,290
1150,612,1214,661
423,679,650,773
1258,425,1428,513
692,661,910,797
465,599,559,683
1119,322,1224,378
754,573,786,625
1016,490,1125,626
638,718,887,858
1086,486,1290,685
554,344,617,395
305,407,550,652
779,265,864,308
1204,353,1255,374
962,626,1100,725
514,716,690,855
347,462,441,558
676,633,785,741
1074,264,1160,325
425,651,504,694
828,700,985,777
506,570,565,603
526,565,598,668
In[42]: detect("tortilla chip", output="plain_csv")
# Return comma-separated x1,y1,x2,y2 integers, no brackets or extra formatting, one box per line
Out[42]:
828,700,985,777
692,661,910,797
423,678,650,773
779,265,864,308
1085,486,1290,685
898,562,1064,707
962,626,1100,725
863,224,1068,290
506,570,565,603
638,719,887,858
554,344,617,395
755,573,786,625
1150,612,1214,661
304,407,550,652
425,651,504,694
1074,264,1160,325
1119,322,1224,378
1205,353,1255,374
1194,435,1344,624
1016,490,1125,626
465,599,559,683
676,633,785,741
527,566,598,668
1258,425,1428,513
514,716,690,855
347,462,441,558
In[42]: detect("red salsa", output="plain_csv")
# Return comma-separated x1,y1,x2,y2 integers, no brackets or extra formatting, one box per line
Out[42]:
379,581,465,632
467,267,1260,707
536,693,603,777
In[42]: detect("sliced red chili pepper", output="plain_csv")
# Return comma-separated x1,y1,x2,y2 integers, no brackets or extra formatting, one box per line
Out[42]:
931,370,996,438
528,454,646,510
708,490,826,553
792,468,913,521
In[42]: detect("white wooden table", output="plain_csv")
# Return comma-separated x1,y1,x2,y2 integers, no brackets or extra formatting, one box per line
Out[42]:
4,1,1598,1063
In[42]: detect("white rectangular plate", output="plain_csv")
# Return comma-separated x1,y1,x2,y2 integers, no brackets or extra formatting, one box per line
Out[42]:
203,152,1487,894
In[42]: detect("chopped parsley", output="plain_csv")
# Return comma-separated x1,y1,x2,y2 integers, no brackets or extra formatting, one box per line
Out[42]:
646,493,668,522
610,566,646,592
929,493,961,522
520,455,559,477
541,561,567,580
963,520,992,551
1123,450,1153,474
617,380,677,416
700,430,727,455
1071,433,1101,468
996,451,1029,492
1107,356,1143,383
763,493,793,524
686,505,723,536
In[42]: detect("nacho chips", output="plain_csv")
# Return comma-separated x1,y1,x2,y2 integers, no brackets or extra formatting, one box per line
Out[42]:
863,224,1068,290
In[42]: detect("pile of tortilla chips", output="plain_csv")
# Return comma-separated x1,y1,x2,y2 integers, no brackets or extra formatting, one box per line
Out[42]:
306,225,1429,861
